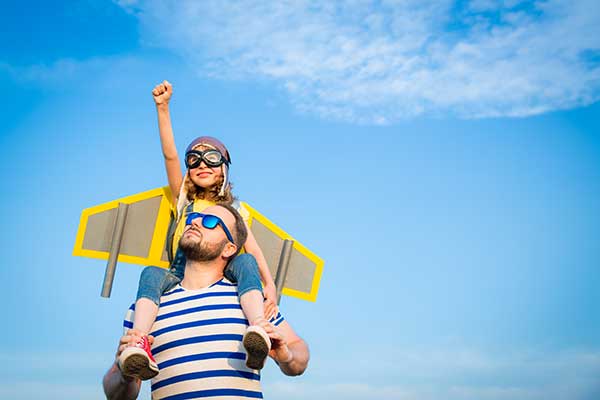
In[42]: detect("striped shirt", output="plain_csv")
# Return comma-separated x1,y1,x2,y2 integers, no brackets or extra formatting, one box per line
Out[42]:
123,278,285,400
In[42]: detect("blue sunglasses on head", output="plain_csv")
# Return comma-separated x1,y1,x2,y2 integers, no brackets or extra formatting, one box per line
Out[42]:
185,212,235,244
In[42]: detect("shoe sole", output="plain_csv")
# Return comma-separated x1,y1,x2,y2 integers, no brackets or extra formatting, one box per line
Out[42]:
119,348,159,381
243,330,270,370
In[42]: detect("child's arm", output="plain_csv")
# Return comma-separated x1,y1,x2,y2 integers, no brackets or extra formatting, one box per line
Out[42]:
152,80,183,203
243,227,278,318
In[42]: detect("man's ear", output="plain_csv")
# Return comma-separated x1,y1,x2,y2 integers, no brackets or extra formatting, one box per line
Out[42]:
222,242,238,259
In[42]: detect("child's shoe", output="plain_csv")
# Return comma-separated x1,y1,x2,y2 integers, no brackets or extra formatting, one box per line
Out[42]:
118,335,159,380
243,325,271,370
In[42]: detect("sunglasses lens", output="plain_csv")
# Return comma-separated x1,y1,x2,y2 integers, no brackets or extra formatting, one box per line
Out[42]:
201,215,220,229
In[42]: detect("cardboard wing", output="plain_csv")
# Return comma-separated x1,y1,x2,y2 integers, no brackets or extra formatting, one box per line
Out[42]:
243,202,324,303
73,187,324,302
73,187,173,269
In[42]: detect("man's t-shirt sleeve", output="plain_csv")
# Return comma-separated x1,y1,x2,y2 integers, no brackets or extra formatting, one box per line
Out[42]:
269,310,285,326
123,303,135,334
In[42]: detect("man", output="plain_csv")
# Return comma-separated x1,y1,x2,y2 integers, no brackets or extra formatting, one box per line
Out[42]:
103,204,309,399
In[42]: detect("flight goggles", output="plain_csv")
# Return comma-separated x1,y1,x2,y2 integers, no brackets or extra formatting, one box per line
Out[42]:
185,149,228,169
185,212,235,244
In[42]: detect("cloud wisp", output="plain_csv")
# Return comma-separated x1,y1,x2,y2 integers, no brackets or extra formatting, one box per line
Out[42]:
121,0,600,123
0,346,598,399
264,347,600,400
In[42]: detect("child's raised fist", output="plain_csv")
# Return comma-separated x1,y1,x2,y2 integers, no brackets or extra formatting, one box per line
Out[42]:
152,80,172,105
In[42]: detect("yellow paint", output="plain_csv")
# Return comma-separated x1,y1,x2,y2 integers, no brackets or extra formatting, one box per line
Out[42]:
147,189,174,265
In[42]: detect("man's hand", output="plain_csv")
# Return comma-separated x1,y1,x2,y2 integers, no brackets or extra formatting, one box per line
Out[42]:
263,283,278,320
104,329,149,399
254,320,292,364
152,80,172,105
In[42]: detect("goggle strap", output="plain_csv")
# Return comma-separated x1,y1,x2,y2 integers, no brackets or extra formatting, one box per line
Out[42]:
219,164,229,197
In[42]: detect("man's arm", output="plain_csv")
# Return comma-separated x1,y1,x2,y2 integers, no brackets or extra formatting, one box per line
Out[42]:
273,336,310,376
102,329,147,400
103,363,141,400
262,320,309,376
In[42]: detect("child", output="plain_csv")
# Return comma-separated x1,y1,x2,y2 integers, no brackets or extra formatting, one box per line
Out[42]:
118,80,278,380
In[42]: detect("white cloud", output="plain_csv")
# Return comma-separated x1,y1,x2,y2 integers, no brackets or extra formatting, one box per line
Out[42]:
0,351,108,371
0,351,151,400
264,381,420,400
120,0,600,123
0,380,152,400
1,347,599,400
263,347,600,400
0,382,105,400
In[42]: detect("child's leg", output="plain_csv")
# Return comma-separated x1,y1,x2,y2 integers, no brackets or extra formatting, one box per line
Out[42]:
225,254,271,370
224,253,265,325
133,266,181,334
120,264,182,380
133,249,187,334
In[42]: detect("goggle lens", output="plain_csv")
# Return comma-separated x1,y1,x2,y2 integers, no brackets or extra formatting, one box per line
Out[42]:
185,150,225,169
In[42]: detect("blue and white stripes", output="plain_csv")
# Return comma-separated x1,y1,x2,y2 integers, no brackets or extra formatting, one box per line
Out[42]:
123,278,284,399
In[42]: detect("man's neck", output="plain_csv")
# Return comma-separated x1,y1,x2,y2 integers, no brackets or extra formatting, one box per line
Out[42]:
180,259,226,290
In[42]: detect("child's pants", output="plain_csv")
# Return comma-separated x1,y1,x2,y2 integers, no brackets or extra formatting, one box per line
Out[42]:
136,250,263,305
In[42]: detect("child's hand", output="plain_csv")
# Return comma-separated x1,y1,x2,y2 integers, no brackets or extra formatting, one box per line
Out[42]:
115,329,155,361
152,80,172,105
263,282,278,320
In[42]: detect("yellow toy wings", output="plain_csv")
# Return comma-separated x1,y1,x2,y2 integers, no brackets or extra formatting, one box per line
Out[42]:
73,187,324,303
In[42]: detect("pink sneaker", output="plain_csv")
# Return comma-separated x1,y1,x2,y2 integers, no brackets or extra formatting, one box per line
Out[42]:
118,336,159,380
243,325,271,370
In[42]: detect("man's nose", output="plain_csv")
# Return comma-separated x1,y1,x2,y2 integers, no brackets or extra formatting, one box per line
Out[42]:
191,217,203,229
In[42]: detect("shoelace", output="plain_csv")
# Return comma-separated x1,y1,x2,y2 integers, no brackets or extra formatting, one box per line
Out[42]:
135,337,148,349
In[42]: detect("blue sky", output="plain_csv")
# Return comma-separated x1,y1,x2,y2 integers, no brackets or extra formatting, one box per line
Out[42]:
1,0,599,399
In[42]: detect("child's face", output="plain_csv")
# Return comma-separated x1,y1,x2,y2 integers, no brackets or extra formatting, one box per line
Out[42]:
188,145,224,188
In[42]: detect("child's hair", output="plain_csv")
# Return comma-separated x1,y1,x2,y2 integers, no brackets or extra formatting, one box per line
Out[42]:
184,171,234,205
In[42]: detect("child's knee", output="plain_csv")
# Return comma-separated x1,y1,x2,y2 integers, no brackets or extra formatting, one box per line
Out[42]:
234,253,258,269
140,266,166,282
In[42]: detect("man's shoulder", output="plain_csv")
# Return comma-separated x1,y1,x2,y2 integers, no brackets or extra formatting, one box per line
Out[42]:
122,278,240,326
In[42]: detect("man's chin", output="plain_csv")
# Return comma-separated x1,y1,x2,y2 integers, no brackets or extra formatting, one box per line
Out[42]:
179,237,228,263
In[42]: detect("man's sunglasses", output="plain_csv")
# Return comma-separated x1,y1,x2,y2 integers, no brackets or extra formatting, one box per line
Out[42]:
185,149,228,169
185,212,235,244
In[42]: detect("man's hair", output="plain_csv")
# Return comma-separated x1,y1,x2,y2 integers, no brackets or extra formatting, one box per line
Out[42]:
217,203,248,254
